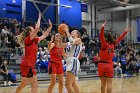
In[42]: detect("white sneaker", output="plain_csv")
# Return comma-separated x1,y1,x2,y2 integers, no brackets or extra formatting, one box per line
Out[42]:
8,81,12,86
4,81,7,86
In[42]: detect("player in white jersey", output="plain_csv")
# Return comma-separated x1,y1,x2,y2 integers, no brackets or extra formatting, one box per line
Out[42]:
64,28,82,93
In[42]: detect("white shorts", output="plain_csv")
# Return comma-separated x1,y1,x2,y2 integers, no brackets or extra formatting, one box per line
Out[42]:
66,57,80,76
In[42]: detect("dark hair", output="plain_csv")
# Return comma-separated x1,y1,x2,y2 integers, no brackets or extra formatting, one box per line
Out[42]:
106,32,116,44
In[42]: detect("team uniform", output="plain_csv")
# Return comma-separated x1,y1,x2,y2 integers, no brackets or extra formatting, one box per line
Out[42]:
66,42,82,76
48,45,64,74
98,26,127,78
20,36,39,78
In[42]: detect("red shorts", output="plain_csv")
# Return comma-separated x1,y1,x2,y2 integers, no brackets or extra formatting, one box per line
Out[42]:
48,62,64,74
98,63,114,78
20,64,36,78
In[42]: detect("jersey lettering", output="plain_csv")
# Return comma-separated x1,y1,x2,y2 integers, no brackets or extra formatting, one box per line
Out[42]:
57,49,62,58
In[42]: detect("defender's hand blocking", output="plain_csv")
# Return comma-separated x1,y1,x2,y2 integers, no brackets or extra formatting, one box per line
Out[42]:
125,27,131,33
102,20,106,27
48,19,52,29
50,35,54,42
38,12,41,20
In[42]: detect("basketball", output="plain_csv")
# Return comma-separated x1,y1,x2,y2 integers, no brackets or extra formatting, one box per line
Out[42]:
58,24,68,36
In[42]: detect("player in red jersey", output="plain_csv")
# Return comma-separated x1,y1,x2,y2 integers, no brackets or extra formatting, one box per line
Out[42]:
48,33,66,93
98,21,131,93
16,13,52,93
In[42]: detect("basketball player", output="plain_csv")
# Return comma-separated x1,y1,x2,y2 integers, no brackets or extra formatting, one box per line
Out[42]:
64,28,82,93
47,33,66,93
15,13,52,93
98,21,131,93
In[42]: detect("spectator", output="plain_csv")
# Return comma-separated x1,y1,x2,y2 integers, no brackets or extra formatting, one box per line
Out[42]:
43,55,49,73
120,55,127,75
1,26,10,35
0,60,12,86
112,53,119,63
37,54,44,73
114,62,123,76
129,60,137,75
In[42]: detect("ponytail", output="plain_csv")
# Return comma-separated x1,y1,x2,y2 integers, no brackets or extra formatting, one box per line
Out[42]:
17,26,31,45
76,30,81,38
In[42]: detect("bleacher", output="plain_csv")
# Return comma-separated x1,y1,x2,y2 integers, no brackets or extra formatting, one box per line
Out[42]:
0,47,98,84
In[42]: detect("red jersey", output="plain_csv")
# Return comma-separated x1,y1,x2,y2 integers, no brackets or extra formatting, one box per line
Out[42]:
50,45,63,63
99,27,127,64
21,36,39,67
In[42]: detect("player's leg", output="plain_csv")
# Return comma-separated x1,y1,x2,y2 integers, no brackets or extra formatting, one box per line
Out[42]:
65,72,74,93
57,63,64,93
72,76,79,93
57,74,64,93
28,67,38,93
16,65,29,93
98,63,106,93
48,74,57,93
15,77,28,93
105,64,113,93
106,77,113,93
72,59,80,93
28,75,38,93
100,77,106,93
48,62,57,93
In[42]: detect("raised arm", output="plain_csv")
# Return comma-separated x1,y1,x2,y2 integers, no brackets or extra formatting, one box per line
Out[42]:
100,21,107,50
38,19,52,42
30,12,41,40
48,35,55,51
62,48,67,58
115,28,131,45
64,27,81,45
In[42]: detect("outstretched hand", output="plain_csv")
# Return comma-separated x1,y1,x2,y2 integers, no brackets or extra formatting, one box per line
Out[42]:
38,12,41,20
48,19,52,29
50,35,54,42
125,27,131,33
102,20,106,27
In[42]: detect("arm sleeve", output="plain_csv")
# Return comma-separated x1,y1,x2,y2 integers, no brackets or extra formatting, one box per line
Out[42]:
68,37,75,44
115,31,127,45
100,26,107,50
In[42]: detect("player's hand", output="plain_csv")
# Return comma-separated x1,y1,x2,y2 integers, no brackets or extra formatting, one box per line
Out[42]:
102,20,106,27
63,26,69,33
48,19,52,29
38,12,41,20
125,27,131,33
50,35,54,42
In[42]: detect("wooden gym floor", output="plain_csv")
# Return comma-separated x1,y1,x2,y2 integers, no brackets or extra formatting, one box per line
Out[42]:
0,76,140,93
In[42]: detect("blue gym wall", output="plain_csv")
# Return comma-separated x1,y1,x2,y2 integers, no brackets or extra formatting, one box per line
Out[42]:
26,0,56,26
0,0,22,21
0,0,82,28
59,0,82,28
137,19,140,42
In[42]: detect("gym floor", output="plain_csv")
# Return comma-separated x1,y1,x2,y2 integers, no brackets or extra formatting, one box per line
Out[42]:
0,76,140,93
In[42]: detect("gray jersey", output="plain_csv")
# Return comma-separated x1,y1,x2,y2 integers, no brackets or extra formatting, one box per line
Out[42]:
66,42,82,58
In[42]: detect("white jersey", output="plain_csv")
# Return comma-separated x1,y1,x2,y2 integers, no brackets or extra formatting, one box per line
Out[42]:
65,42,82,75
66,42,82,58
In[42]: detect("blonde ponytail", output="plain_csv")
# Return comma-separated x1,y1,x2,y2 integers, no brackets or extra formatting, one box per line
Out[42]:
17,29,25,45
17,27,31,45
